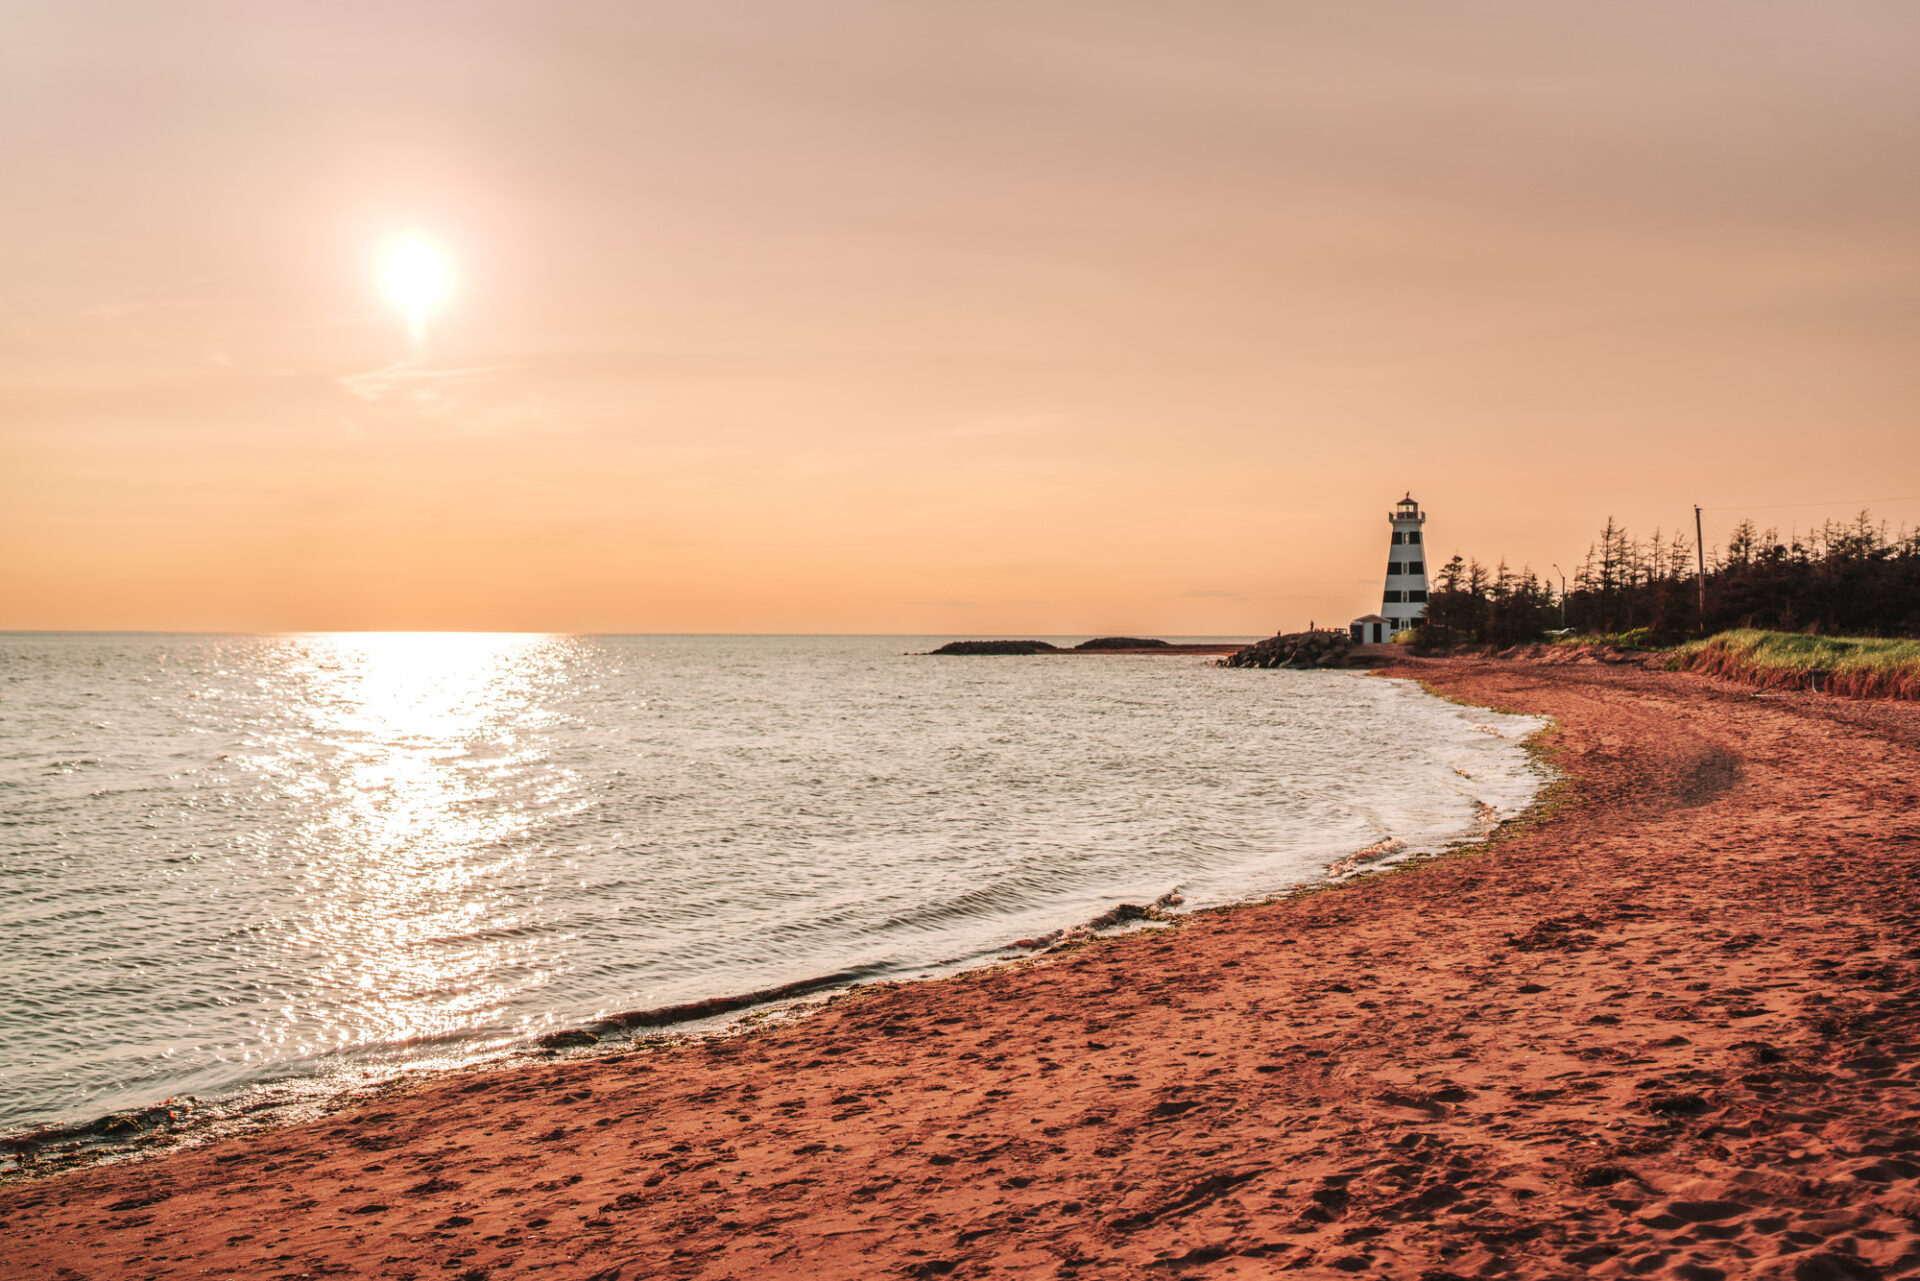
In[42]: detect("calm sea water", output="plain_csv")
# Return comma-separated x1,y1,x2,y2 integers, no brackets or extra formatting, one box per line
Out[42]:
0,634,1543,1140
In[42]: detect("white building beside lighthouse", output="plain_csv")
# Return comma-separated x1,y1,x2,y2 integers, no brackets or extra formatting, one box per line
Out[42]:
1351,494,1430,643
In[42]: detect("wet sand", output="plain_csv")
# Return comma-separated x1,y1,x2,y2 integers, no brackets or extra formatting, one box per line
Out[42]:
3,657,1917,1280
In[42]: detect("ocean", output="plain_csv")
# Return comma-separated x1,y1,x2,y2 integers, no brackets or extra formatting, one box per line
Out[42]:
0,633,1544,1147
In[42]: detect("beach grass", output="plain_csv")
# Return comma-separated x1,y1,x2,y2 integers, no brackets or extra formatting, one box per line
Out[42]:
1552,626,1658,650
1670,628,1920,699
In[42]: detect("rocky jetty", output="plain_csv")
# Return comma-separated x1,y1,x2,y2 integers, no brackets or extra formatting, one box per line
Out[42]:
927,640,1061,655
925,637,1239,656
1071,636,1171,650
1222,628,1355,669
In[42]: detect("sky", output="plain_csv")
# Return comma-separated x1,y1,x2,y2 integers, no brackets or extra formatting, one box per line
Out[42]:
3,1,1918,634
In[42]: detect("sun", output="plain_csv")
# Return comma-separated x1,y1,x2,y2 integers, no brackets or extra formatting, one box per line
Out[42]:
379,234,452,348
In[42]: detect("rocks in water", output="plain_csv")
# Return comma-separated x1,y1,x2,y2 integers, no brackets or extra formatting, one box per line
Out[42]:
1010,887,1186,951
586,966,883,1035
1326,837,1406,878
927,637,1185,655
1222,629,1356,670
3,1098,195,1153
1072,637,1172,650
928,640,1061,655
534,1029,599,1050
1084,902,1155,931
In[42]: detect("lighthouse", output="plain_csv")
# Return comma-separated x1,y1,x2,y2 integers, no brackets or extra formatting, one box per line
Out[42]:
1380,493,1429,635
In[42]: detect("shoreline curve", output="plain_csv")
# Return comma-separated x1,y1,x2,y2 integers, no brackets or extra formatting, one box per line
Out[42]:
3,656,1916,1280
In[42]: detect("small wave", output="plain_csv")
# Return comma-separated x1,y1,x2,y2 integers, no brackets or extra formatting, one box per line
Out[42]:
1004,887,1186,951
1,1096,200,1175
536,963,896,1046
864,868,1105,935
1326,837,1406,878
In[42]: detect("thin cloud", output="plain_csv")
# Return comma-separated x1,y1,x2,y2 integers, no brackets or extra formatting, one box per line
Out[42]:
335,361,514,415
941,412,1063,439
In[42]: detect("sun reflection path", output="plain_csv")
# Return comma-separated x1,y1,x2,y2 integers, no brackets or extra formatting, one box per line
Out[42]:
261,633,579,1061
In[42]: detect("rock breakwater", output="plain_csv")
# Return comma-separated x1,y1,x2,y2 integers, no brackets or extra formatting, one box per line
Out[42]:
927,640,1061,655
1071,637,1172,650
1222,629,1356,669
926,637,1179,655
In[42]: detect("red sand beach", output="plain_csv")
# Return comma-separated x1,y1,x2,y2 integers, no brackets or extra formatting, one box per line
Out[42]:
2,657,1917,1280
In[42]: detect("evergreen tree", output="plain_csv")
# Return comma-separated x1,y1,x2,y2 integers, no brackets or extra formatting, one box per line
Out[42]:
1414,509,1918,646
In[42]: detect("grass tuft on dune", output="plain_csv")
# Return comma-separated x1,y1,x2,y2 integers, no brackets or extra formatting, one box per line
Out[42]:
1670,628,1920,699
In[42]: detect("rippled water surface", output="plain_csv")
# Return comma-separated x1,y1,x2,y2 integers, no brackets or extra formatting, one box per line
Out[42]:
0,634,1543,1135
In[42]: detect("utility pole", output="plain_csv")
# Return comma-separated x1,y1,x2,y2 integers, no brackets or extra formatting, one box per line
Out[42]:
1693,504,1707,634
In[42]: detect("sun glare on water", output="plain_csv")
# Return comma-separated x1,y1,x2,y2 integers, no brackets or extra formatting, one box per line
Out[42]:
380,234,452,348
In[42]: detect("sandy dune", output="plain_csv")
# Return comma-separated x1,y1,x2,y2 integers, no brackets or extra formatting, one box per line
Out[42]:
2,658,1917,1279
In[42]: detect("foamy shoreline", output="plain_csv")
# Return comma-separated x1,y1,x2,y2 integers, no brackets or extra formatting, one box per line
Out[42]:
0,652,1536,1175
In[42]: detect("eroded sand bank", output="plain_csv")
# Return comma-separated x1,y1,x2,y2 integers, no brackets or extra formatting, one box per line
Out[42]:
3,658,1917,1280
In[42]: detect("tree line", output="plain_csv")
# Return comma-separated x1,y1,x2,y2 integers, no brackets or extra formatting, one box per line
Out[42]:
1416,511,1920,647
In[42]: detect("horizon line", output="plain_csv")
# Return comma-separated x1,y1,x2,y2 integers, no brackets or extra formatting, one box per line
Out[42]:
0,629,1272,639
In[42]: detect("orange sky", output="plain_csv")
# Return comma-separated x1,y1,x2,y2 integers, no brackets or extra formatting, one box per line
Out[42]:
4,2,1918,633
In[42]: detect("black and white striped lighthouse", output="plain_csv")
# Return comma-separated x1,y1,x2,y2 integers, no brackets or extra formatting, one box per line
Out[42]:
1380,493,1429,634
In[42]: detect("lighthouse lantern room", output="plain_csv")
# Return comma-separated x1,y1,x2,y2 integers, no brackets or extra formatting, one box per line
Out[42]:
1379,493,1429,636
